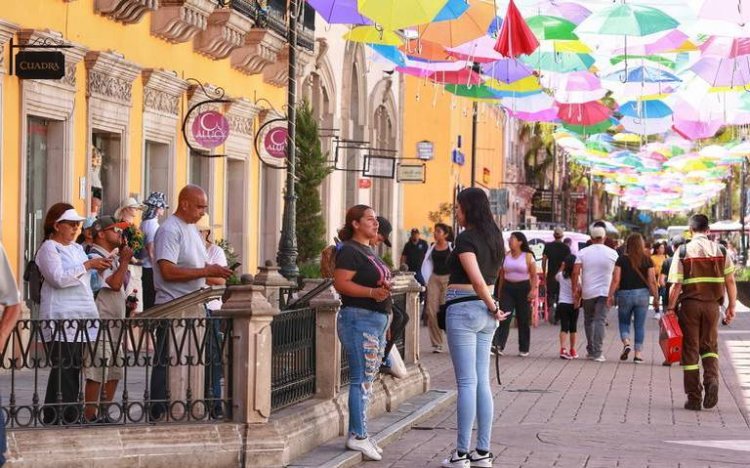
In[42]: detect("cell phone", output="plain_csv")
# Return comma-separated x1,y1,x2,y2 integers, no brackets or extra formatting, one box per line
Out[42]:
230,262,241,271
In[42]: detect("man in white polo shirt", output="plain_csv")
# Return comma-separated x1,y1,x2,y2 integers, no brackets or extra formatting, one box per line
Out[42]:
573,226,618,362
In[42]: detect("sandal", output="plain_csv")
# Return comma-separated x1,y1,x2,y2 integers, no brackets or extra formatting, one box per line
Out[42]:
620,345,631,361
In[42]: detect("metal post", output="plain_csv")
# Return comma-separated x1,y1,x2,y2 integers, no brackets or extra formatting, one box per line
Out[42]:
587,167,593,227
470,101,478,187
277,0,299,281
551,143,557,224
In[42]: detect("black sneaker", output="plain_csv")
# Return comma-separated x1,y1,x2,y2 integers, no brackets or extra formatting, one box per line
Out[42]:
703,381,719,409
684,400,702,411
469,450,494,467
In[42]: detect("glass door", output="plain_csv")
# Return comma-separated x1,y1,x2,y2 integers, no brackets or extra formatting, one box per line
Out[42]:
25,117,49,307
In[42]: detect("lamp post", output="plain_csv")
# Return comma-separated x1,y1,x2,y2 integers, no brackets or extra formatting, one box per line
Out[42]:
276,0,299,281
741,158,748,264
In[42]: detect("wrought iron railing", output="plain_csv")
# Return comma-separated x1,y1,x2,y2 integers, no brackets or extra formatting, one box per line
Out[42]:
271,306,316,410
231,0,315,51
0,317,232,429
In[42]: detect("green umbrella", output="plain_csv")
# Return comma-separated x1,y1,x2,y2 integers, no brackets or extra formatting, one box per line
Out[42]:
562,120,614,136
444,84,500,100
610,54,676,70
526,15,578,41
575,4,679,37
522,50,594,73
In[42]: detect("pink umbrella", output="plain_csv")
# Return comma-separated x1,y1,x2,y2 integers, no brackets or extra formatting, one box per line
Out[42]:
672,99,723,140
690,56,750,88
541,1,591,25
698,0,750,24
404,58,469,72
447,36,504,63
508,107,559,122
700,36,750,58
554,71,606,104
612,30,689,56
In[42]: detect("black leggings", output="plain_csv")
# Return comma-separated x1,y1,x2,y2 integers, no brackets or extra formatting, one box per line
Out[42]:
494,280,531,353
43,341,83,425
557,303,579,333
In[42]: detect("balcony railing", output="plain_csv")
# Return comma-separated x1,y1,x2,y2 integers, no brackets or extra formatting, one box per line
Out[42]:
230,0,315,51
270,306,316,410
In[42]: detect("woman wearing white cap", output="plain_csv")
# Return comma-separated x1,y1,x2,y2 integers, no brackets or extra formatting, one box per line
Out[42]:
36,203,112,424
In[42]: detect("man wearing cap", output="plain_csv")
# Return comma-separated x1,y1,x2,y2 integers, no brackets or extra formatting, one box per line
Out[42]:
573,226,619,362
543,227,571,323
400,228,429,285
667,214,737,411
150,185,232,420
0,242,21,464
82,216,133,422
141,192,169,310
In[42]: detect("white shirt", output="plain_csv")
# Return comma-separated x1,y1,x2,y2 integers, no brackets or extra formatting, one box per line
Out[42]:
140,217,160,269
36,240,98,341
205,243,227,312
555,270,575,304
575,244,618,300
0,243,20,307
153,215,208,305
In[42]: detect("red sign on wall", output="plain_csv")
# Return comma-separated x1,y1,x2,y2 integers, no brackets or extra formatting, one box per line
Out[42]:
358,179,372,189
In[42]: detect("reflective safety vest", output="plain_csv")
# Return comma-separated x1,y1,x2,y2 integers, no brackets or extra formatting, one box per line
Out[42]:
678,243,729,304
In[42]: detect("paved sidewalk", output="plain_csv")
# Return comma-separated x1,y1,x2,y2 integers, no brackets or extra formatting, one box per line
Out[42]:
358,308,750,467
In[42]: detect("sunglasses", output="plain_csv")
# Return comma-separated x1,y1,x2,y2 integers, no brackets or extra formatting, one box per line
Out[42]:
105,226,124,234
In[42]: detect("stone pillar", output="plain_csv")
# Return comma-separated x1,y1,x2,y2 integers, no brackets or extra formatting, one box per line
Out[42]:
253,261,295,308
303,279,341,399
169,304,205,420
392,271,423,365
214,285,278,423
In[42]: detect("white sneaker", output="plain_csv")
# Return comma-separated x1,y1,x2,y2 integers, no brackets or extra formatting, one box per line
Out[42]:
594,355,606,362
369,438,383,454
442,450,470,468
519,352,529,357
469,450,494,467
346,436,382,461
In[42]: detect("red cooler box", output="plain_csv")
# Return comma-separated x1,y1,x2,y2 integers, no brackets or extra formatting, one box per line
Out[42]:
659,313,683,364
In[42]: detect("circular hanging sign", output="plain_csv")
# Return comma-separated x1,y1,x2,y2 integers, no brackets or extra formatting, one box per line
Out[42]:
191,110,229,149
264,127,288,159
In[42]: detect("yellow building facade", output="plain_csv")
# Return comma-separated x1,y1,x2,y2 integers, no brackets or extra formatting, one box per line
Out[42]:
401,75,506,238
0,1,314,293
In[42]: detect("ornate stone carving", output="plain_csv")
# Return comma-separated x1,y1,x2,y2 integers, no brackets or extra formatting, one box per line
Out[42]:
0,20,20,73
151,0,215,43
85,51,141,104
16,29,88,90
262,45,288,88
142,68,188,115
230,28,284,76
229,116,253,136
95,0,158,24
194,8,254,60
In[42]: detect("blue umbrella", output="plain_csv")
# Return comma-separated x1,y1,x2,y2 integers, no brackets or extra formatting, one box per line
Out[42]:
603,65,681,84
432,0,470,22
368,44,406,67
487,16,503,36
619,100,672,119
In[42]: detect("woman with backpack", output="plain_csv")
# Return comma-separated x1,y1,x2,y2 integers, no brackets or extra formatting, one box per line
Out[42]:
333,205,392,461
492,232,539,357
607,233,658,364
35,203,112,424
421,223,453,353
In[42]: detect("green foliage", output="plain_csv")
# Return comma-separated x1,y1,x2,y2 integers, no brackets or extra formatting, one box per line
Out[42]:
382,251,394,269
215,238,241,285
735,267,750,282
298,260,322,280
428,202,453,225
520,123,556,188
295,100,333,264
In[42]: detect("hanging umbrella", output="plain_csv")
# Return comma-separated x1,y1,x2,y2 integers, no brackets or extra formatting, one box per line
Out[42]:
697,0,750,25
603,65,681,85
368,44,406,66
558,101,613,134
357,0,447,30
400,40,448,61
554,71,606,104
612,30,693,56
526,15,579,41
699,36,750,58
486,75,541,93
672,118,723,140
344,26,403,46
306,0,370,24
621,116,673,135
690,56,750,88
522,50,594,73
448,36,504,63
444,84,500,100
503,92,555,113
541,1,591,25
429,68,483,85
480,58,534,83
494,0,540,58
432,0,469,23
507,107,559,123
416,0,498,49
620,100,672,119
575,4,679,37
404,58,468,72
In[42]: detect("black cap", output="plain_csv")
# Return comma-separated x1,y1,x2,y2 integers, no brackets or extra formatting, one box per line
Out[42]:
377,216,392,247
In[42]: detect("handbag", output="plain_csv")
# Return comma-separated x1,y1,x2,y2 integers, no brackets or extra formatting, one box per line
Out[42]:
659,312,683,364
387,346,407,379
438,295,480,330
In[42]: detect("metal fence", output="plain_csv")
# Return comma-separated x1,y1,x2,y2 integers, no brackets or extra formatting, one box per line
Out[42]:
270,307,316,411
0,317,232,429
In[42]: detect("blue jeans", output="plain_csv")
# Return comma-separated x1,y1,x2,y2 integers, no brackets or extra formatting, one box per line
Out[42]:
1,396,5,466
617,288,650,351
337,306,389,438
445,289,498,453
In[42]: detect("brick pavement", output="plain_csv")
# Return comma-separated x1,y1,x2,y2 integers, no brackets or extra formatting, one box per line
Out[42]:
358,309,750,467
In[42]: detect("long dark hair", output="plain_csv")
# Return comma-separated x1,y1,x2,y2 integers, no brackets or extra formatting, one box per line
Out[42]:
562,254,576,279
338,204,373,242
625,233,647,272
456,188,503,260
434,223,453,242
44,202,75,240
510,231,533,255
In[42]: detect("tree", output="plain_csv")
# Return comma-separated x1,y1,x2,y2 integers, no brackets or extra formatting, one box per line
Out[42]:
295,101,333,264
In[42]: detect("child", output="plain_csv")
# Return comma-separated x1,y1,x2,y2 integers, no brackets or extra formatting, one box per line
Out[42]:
556,254,580,359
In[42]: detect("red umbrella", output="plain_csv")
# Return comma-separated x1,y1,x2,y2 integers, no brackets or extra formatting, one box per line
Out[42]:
428,68,483,85
494,0,539,58
557,101,611,126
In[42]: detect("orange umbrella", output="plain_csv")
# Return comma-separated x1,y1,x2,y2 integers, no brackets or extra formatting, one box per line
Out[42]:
414,1,497,49
400,39,451,61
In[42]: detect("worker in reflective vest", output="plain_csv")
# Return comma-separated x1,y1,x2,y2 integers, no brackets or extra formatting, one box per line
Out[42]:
667,214,737,411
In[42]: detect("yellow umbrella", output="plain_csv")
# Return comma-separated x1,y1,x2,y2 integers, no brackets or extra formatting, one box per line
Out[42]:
344,26,403,46
415,1,497,48
486,76,542,93
358,0,447,30
613,132,641,143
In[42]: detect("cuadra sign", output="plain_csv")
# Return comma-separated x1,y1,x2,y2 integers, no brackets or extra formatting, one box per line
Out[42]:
15,51,65,80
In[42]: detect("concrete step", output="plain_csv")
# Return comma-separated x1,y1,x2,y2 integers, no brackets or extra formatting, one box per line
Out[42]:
288,389,456,468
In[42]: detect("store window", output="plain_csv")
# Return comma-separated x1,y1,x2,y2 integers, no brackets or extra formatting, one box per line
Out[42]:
144,141,171,215
92,130,124,217
225,157,247,270
189,150,211,192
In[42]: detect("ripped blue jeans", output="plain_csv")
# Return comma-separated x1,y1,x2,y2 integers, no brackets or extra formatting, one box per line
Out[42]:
337,306,389,438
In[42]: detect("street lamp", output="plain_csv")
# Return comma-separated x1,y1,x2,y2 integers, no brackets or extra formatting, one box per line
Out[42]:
276,0,300,281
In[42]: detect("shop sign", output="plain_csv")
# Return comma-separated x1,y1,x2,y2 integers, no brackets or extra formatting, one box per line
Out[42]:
482,167,491,184
451,149,465,166
264,127,288,159
416,140,434,160
358,178,372,189
531,189,553,222
397,163,426,183
489,188,509,216
191,110,229,149
15,51,65,80
363,155,396,179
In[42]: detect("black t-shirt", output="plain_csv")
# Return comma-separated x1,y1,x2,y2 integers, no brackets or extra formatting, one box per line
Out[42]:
335,241,392,313
402,239,429,272
448,228,502,285
431,247,451,276
543,241,570,278
616,255,654,290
